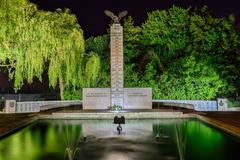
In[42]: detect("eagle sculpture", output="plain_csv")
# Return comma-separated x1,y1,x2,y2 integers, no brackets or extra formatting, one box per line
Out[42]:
104,10,128,23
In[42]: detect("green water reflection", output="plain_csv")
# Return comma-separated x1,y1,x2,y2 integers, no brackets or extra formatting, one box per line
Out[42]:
0,119,239,160
152,120,238,160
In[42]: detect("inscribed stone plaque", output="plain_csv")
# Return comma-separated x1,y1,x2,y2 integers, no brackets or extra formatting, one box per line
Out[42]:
83,88,152,110
83,88,110,109
124,88,152,109
5,100,16,113
217,98,228,111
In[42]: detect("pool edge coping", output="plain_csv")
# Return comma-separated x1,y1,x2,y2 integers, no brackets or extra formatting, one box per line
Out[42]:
1,112,240,139
196,114,240,138
0,116,39,139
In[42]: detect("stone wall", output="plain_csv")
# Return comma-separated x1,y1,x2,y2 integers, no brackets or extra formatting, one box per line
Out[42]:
4,99,219,113
82,88,152,109
153,100,217,111
16,100,82,113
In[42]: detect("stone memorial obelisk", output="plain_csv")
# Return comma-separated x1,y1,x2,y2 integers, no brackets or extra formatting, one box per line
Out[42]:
82,10,152,110
105,10,128,108
110,24,124,107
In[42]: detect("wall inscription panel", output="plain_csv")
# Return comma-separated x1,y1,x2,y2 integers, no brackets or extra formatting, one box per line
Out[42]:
83,88,110,109
124,88,152,109
83,88,152,109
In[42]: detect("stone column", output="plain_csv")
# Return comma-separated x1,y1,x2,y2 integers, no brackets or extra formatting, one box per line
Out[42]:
110,23,124,108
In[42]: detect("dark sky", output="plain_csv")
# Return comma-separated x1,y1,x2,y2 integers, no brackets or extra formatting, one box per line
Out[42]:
30,0,240,37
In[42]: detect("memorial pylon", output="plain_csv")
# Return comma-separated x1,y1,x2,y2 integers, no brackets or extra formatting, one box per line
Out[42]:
83,10,152,110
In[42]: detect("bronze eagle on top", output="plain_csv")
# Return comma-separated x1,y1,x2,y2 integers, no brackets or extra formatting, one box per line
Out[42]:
104,10,128,23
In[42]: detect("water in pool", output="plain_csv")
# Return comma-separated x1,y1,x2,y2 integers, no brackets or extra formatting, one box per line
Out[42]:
0,119,239,160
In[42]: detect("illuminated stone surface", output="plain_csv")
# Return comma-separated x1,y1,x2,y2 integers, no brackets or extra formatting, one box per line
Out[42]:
83,88,152,109
110,24,124,107
217,98,228,111
4,100,16,113
83,88,110,109
83,17,152,110
124,88,152,109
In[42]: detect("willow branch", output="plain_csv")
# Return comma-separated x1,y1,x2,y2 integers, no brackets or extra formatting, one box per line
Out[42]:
0,63,16,67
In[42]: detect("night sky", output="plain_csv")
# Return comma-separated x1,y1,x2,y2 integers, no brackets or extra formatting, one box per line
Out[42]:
1,0,240,93
31,0,240,37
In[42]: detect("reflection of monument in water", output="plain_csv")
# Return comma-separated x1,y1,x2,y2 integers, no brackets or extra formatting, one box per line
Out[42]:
83,10,152,109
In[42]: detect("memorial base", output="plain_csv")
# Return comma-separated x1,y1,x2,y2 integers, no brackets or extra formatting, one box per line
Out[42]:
83,88,152,110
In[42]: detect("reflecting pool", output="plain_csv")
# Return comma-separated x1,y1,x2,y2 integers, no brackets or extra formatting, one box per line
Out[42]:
0,119,239,160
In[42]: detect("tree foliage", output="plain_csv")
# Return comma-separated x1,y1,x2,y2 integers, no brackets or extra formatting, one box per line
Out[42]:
0,0,100,99
85,35,110,87
82,52,101,87
142,6,240,99
141,6,240,99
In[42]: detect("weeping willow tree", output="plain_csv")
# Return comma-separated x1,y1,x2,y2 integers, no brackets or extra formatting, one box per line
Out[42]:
82,52,101,87
0,0,100,100
63,52,101,100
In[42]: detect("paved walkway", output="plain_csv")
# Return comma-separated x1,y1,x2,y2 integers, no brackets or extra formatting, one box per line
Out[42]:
199,111,240,137
0,113,37,137
1,108,240,138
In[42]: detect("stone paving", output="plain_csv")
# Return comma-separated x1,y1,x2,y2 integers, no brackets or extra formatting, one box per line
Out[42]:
0,113,37,137
198,111,240,138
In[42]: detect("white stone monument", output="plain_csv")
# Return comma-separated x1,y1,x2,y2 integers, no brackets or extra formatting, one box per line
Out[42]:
110,23,124,107
83,10,152,110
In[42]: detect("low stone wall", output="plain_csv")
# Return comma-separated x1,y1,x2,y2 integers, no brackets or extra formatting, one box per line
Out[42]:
16,100,82,113
160,102,194,110
17,102,40,113
227,107,240,111
40,100,82,111
153,100,218,111
14,99,218,113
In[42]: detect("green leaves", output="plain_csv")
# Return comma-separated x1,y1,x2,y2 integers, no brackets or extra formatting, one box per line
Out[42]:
0,0,93,95
158,56,229,100
85,35,110,88
123,16,142,62
83,5,240,100
142,6,190,53
83,52,101,87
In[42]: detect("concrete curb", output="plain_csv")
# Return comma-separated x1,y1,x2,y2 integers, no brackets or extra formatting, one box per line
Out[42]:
45,111,193,120
0,116,39,138
196,114,240,138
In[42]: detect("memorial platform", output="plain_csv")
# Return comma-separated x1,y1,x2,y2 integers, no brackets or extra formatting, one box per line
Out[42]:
47,109,190,119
